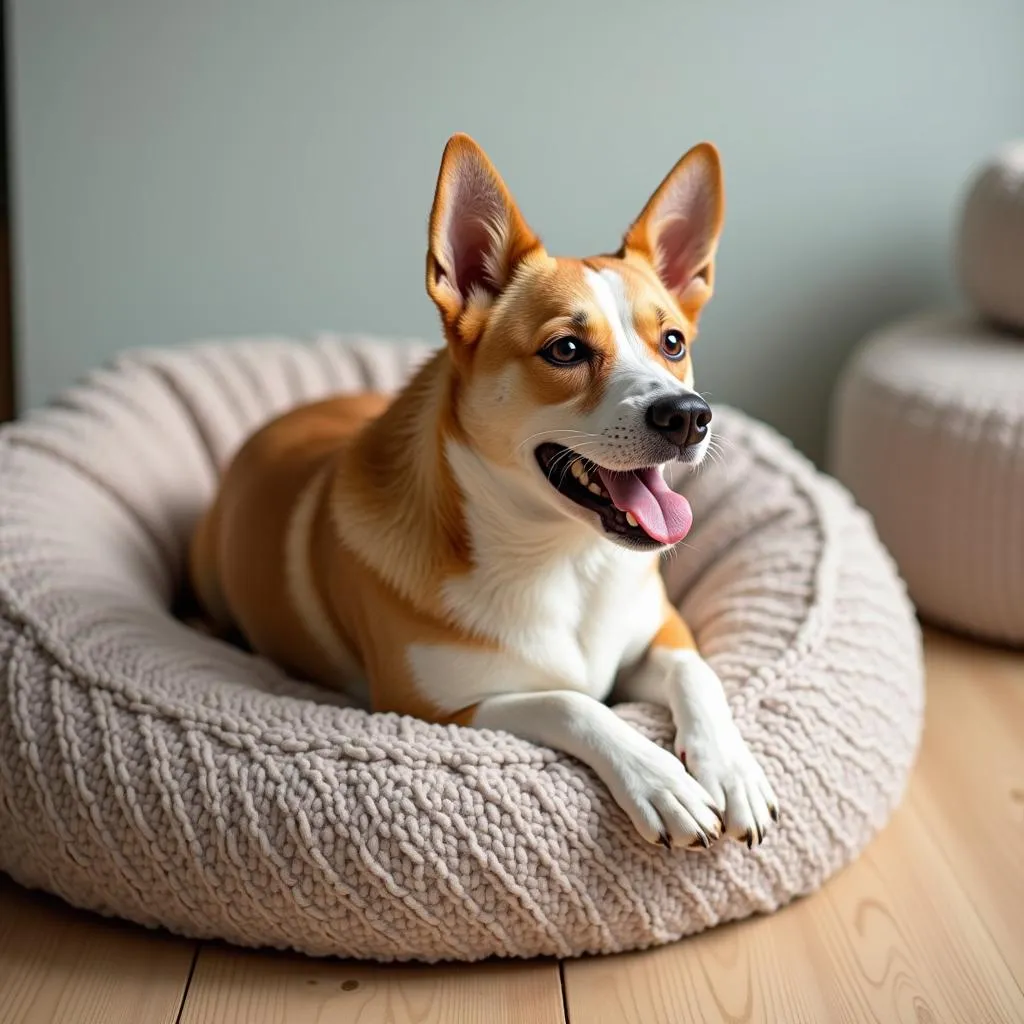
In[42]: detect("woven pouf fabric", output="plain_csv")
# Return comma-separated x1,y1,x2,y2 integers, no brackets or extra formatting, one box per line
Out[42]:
956,141,1024,333
831,311,1024,646
0,335,923,962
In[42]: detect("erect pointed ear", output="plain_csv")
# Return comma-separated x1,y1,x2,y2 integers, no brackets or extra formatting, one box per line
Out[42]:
426,134,542,344
622,142,724,322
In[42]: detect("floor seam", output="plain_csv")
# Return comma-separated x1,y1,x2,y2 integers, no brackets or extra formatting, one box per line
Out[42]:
559,959,571,1024
172,941,202,1024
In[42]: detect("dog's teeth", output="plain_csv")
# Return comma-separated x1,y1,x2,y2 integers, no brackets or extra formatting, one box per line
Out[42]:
579,471,590,486
570,462,583,480
588,482,601,495
626,512,639,527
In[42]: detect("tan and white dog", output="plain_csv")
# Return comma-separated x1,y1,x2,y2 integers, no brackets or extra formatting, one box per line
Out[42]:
189,134,778,851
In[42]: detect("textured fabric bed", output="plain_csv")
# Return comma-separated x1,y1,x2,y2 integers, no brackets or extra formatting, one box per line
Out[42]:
0,335,923,961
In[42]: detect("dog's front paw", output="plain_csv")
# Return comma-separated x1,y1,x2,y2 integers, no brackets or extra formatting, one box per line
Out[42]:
606,740,725,851
676,725,779,848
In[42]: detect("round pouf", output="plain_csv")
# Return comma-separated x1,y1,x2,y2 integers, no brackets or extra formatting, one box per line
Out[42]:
956,141,1024,332
0,335,923,962
831,312,1024,645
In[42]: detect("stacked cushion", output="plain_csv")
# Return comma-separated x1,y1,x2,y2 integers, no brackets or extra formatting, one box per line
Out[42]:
957,141,1024,333
833,142,1024,645
831,313,1024,645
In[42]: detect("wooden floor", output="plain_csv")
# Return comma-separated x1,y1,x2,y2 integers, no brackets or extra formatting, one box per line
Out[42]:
1,628,1022,1023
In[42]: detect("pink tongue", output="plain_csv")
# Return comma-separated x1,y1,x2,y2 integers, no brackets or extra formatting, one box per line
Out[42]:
597,467,692,544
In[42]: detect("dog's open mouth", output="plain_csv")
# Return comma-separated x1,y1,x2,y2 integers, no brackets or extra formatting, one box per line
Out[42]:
535,443,693,547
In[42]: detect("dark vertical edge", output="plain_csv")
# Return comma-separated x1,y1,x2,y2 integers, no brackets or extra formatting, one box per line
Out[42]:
0,0,14,421
558,959,571,1023
172,942,203,1024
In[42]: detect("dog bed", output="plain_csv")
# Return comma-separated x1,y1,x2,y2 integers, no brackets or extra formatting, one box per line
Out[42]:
0,335,923,962
831,312,1024,646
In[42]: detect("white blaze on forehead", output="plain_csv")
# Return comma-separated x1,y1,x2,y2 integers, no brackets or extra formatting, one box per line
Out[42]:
583,267,677,388
584,267,644,364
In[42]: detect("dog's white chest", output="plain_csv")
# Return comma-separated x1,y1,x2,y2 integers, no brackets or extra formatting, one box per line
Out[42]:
403,441,668,716
437,542,663,702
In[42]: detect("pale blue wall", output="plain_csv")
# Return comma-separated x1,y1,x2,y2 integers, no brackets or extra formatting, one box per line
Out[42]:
11,1,1024,459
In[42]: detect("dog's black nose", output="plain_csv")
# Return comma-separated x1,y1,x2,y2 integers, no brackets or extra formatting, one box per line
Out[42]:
646,393,712,448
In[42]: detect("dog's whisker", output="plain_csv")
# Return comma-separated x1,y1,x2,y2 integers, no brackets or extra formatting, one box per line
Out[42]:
555,455,585,490
700,451,725,474
515,429,603,454
543,441,609,468
547,452,589,488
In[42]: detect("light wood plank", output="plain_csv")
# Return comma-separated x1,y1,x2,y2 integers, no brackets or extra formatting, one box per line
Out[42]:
562,904,833,1024
178,945,565,1024
813,803,1024,1022
0,876,198,1024
563,629,1024,1024
565,805,1024,1024
910,630,1024,984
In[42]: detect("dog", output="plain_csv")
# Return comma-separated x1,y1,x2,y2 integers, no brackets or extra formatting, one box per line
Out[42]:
188,133,778,851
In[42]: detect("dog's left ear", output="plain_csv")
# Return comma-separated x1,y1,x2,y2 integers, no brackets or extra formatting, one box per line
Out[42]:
427,134,542,347
622,142,724,322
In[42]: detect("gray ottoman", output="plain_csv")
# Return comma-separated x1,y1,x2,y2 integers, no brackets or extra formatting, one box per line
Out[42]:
831,312,1024,645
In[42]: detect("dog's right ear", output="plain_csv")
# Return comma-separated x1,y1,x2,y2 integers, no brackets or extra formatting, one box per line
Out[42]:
427,134,542,348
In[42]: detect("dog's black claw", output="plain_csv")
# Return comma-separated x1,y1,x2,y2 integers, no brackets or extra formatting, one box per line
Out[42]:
755,824,764,845
698,830,710,849
770,805,780,823
712,806,726,828
658,832,671,850
745,829,753,850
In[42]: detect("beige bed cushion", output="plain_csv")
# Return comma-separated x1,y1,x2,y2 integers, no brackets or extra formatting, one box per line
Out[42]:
956,141,1024,333
831,312,1024,646
0,335,923,962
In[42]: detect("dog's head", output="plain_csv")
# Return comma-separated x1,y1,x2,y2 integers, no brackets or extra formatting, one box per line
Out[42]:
426,133,724,552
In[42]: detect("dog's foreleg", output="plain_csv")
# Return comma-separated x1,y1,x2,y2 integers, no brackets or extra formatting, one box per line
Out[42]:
617,605,779,847
473,689,722,849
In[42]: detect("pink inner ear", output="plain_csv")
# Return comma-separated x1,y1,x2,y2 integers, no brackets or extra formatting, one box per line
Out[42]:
650,168,717,295
443,165,505,299
449,215,494,298
654,214,703,294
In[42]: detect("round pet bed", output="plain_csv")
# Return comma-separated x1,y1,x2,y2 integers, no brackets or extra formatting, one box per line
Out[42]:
0,335,923,962
831,312,1024,646
956,141,1024,333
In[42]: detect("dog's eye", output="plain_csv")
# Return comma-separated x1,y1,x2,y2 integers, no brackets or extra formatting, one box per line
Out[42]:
541,337,590,366
661,330,687,361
